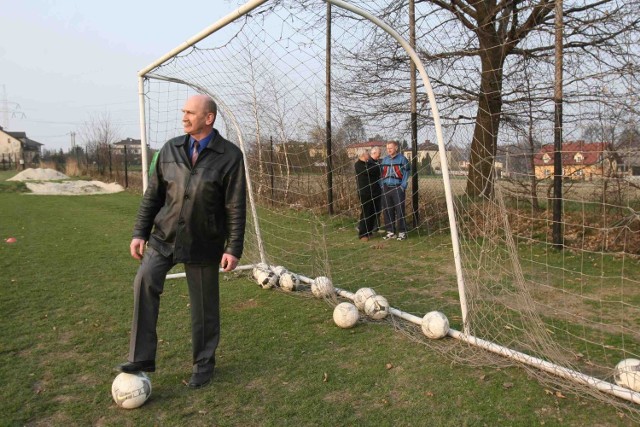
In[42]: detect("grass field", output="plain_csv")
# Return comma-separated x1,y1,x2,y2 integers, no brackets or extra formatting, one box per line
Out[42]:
0,171,637,426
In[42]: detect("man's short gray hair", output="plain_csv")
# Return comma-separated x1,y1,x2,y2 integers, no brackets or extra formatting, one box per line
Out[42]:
205,98,218,116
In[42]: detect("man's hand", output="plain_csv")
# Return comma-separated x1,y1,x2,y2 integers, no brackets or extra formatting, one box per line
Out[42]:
220,253,239,272
130,238,146,260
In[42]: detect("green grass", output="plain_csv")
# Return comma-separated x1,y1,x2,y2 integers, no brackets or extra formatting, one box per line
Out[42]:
0,186,638,425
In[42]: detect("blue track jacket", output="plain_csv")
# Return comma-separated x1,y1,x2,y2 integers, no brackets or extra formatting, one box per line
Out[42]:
380,153,410,190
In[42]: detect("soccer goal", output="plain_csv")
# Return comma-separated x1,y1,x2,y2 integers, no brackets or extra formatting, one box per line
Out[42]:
137,0,640,415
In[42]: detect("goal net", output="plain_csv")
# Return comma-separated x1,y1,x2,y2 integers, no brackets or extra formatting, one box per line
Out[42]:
139,0,640,415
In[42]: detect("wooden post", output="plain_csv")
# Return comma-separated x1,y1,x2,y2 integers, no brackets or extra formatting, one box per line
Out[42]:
552,0,564,248
326,1,334,215
124,145,129,189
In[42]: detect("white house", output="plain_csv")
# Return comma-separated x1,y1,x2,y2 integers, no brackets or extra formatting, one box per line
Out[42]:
112,137,142,155
0,126,43,167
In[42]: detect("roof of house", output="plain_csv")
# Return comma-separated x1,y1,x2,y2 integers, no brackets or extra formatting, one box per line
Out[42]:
411,141,438,151
533,141,611,166
0,127,43,148
618,149,640,166
113,137,141,146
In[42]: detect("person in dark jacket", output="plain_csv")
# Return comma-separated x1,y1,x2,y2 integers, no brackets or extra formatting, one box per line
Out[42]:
369,146,383,232
118,94,246,389
354,148,381,241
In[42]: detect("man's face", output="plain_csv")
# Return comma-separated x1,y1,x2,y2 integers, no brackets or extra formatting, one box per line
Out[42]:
182,96,214,137
386,143,398,157
370,149,380,160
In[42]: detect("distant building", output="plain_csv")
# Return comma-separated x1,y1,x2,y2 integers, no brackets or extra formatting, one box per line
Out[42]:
273,141,325,158
533,141,615,180
402,140,454,172
0,125,43,167
617,148,640,178
112,137,142,155
345,140,395,158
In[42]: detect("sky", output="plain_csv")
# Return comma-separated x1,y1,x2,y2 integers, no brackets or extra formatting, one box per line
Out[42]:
0,0,243,151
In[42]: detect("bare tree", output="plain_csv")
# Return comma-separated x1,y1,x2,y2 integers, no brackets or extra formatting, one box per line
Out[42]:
243,49,267,196
333,0,640,199
79,112,121,175
340,115,366,144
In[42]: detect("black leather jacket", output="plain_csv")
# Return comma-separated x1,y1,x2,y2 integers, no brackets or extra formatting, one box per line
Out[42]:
133,131,246,264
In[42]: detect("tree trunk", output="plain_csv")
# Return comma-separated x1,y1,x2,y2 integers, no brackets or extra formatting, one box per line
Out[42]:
466,41,505,199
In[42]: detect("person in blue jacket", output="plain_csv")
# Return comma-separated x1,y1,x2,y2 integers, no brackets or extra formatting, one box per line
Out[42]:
380,141,410,241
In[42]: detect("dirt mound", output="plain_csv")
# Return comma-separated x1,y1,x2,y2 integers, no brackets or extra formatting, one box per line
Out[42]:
7,168,124,195
25,180,125,195
8,168,69,181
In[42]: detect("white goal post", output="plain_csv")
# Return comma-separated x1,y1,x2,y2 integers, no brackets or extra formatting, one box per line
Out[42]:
136,0,640,412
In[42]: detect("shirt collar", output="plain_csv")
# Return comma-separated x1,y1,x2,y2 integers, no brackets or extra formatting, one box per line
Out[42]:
190,129,216,151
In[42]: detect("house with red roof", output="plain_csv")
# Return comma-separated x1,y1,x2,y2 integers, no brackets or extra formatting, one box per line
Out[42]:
533,141,615,180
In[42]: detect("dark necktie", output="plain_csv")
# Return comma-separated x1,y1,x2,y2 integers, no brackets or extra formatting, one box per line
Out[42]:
191,141,199,166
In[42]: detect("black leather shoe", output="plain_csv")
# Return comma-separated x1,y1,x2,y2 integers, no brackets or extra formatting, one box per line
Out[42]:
187,371,213,388
118,360,156,373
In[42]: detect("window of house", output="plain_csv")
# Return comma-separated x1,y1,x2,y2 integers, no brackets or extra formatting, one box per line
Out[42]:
542,153,550,164
574,152,583,163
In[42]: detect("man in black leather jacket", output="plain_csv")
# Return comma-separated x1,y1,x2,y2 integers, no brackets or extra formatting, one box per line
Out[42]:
354,149,380,241
118,94,246,389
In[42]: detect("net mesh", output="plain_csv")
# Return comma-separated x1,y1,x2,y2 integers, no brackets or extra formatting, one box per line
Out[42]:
141,0,640,416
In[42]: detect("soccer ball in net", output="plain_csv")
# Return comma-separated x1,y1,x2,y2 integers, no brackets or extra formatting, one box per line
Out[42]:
364,295,390,320
255,269,279,289
614,358,640,392
333,302,359,328
354,287,377,310
252,262,270,280
421,311,450,339
272,265,288,277
311,276,334,298
279,271,300,292
111,372,152,409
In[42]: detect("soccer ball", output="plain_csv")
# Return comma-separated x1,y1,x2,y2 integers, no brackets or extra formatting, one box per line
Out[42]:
311,276,334,298
333,302,359,328
614,358,640,391
272,265,288,277
421,311,449,339
252,262,270,280
364,295,390,320
279,271,300,292
255,269,279,289
111,372,152,409
354,287,377,310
